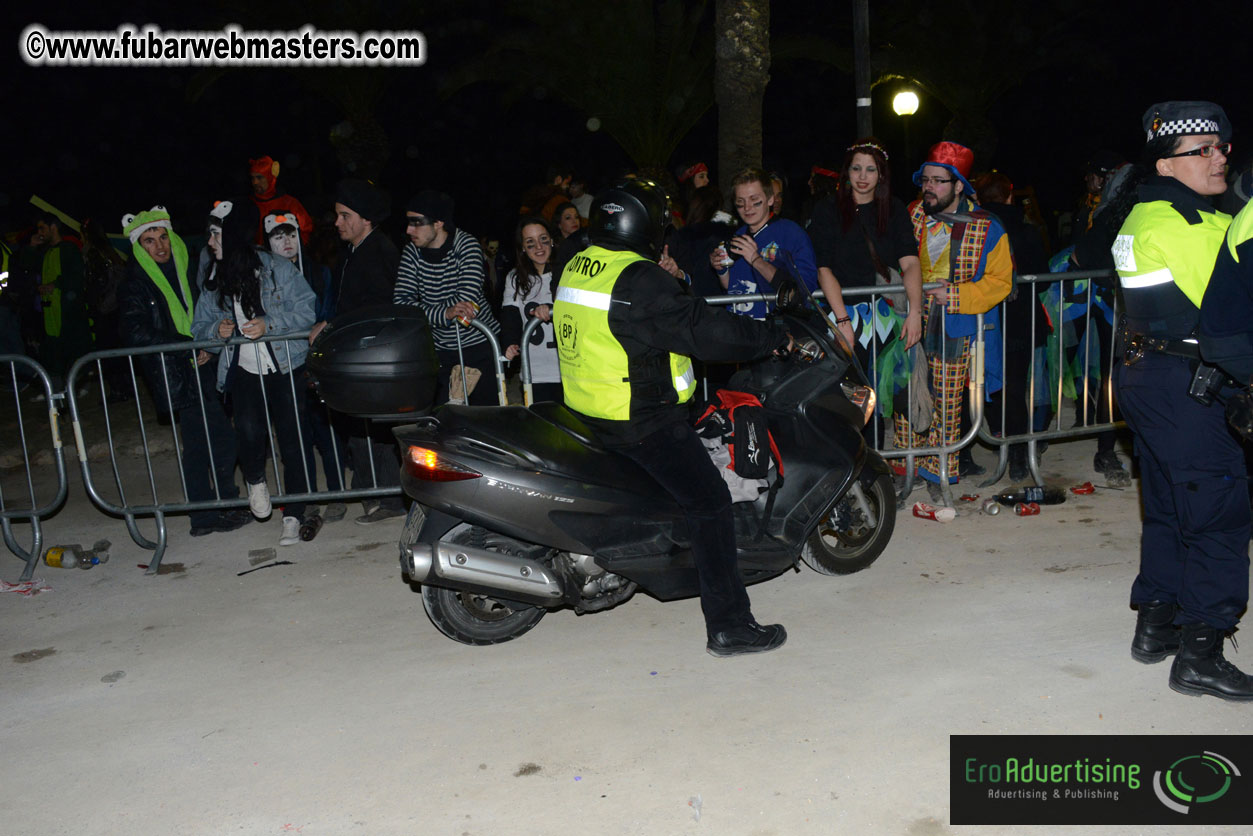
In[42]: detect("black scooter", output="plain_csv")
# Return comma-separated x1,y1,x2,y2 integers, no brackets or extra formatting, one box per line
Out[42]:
393,296,896,645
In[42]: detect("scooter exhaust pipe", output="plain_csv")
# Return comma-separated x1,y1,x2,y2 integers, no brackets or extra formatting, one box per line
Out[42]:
400,540,564,606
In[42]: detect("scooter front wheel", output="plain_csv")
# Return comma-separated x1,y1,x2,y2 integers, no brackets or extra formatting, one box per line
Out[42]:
801,471,896,576
421,585,547,646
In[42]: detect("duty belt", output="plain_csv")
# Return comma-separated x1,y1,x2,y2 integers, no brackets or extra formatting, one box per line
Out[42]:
1123,333,1200,365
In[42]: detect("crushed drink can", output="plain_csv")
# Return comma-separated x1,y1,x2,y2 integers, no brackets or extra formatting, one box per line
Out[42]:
1014,502,1041,516
981,498,1001,516
1070,481,1096,495
455,301,480,327
913,501,956,523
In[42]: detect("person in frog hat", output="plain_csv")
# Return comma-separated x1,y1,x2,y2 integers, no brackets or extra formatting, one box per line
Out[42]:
116,205,246,536
249,155,313,245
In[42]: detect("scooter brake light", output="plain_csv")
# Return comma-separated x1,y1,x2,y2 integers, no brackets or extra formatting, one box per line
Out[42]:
840,382,876,427
404,446,482,481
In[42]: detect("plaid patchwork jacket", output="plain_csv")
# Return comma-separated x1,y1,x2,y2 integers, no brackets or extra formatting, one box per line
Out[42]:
908,197,1013,339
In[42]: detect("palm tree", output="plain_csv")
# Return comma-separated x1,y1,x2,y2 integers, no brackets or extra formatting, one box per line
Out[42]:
713,0,771,195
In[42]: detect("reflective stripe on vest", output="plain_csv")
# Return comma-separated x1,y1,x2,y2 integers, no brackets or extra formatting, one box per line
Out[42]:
1120,267,1175,288
554,245,694,421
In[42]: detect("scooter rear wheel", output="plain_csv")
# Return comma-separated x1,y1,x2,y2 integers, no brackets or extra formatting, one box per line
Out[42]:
421,585,547,646
801,472,896,576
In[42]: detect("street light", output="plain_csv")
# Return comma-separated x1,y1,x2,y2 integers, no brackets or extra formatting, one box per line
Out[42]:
893,90,919,171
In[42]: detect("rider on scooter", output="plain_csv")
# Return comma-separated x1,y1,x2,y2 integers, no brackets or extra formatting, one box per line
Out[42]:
552,179,794,657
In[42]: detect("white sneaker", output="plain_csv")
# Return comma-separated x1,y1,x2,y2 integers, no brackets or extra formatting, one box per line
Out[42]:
279,516,301,546
248,480,272,518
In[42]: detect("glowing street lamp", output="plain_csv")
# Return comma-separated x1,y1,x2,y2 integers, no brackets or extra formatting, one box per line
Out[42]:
892,90,919,117
893,90,920,168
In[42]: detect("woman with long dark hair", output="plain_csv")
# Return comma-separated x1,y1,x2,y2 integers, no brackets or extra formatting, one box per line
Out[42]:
810,138,923,351
808,138,923,445
191,200,316,547
1112,101,1251,701
500,216,562,403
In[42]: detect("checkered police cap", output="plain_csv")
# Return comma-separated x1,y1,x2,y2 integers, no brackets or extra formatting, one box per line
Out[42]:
1143,101,1232,143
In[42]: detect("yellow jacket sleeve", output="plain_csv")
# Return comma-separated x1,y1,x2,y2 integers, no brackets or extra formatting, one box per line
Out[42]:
951,234,1013,314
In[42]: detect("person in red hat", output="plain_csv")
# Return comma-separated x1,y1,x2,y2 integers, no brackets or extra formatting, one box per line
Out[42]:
249,155,314,245
896,141,1012,507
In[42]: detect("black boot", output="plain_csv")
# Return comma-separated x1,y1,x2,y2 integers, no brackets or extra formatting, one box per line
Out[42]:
1130,601,1179,664
707,620,787,658
1168,623,1253,701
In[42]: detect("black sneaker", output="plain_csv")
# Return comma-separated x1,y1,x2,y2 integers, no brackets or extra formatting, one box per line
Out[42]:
189,514,240,537
707,621,787,658
354,504,406,525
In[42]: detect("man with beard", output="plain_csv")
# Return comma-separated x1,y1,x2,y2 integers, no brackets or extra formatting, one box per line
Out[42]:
393,190,499,407
896,142,1012,506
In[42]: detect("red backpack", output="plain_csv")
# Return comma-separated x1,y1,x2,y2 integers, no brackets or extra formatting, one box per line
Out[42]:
694,389,783,480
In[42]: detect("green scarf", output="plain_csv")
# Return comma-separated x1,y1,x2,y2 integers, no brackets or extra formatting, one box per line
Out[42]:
132,230,193,337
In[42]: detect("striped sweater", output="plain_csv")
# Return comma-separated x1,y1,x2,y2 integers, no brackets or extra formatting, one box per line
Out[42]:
393,228,498,350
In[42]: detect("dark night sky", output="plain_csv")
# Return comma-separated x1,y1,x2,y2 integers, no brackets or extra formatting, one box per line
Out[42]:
4,1,1252,250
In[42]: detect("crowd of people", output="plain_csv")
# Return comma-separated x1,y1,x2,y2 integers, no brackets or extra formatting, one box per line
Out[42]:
4,108,1253,681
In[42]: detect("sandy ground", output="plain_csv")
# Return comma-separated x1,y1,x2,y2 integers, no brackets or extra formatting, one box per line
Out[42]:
2,422,1251,836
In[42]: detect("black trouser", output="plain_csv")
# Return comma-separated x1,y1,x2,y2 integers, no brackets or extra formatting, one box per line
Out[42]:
229,365,309,519
340,415,404,512
610,420,754,634
1116,354,1250,630
302,377,346,493
176,372,239,528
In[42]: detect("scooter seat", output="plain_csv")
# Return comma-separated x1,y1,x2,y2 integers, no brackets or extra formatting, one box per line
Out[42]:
528,401,605,449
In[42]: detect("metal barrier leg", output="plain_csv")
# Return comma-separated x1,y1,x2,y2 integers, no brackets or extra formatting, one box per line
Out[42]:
125,511,169,575
2,515,43,582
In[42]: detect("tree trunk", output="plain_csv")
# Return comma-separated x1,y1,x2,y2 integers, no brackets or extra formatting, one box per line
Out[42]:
714,0,770,197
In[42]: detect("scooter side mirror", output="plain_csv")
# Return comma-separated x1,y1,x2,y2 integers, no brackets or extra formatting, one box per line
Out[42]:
773,275,807,315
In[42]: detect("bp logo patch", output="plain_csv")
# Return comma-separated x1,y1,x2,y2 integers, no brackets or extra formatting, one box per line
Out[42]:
557,313,578,359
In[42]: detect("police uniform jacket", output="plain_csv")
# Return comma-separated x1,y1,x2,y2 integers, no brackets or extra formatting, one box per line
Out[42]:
1113,176,1232,339
556,243,788,446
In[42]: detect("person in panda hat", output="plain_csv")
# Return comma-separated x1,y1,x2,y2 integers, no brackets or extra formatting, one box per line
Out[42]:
263,211,347,524
191,200,317,547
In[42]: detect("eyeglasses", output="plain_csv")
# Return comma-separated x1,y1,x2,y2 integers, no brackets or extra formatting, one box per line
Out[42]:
1164,142,1232,160
406,216,432,227
918,176,955,186
523,237,552,250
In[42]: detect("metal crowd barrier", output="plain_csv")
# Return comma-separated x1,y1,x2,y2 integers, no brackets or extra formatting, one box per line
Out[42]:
65,331,404,574
976,270,1124,485
507,274,1121,506
1,356,69,581
6,272,1120,581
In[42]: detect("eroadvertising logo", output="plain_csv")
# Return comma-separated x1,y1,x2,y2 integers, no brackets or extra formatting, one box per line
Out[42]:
950,735,1253,825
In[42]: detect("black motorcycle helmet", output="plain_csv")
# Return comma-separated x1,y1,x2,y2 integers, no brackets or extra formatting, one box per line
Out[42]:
587,179,671,259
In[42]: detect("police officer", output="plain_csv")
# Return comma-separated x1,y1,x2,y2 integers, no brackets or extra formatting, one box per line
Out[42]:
1113,101,1253,701
553,180,792,657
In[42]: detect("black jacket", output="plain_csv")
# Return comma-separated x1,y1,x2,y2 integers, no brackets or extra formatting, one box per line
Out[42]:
332,229,400,319
116,258,200,414
574,251,789,446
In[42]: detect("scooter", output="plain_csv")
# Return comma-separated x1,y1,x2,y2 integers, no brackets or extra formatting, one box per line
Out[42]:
393,297,896,645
